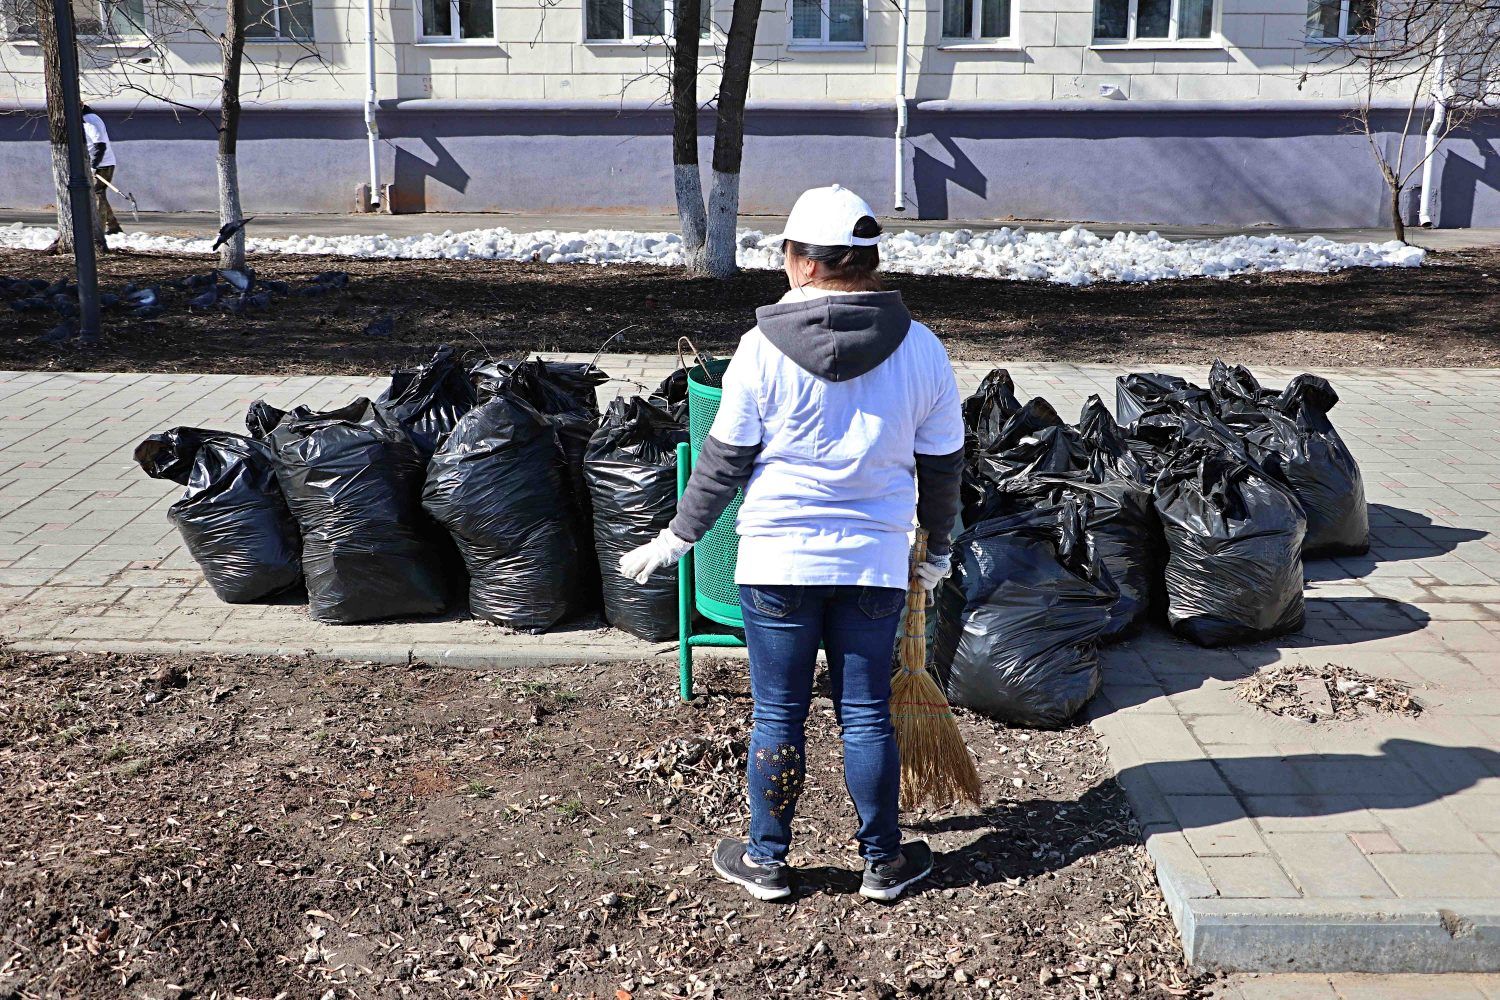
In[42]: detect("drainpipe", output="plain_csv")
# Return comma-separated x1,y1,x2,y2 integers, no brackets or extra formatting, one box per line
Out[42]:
364,0,382,209
1419,29,1446,228
893,0,909,211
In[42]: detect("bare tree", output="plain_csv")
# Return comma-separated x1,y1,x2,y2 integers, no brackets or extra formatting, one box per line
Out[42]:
215,0,249,268
1309,0,1498,240
670,0,709,269
665,0,762,278
23,0,107,254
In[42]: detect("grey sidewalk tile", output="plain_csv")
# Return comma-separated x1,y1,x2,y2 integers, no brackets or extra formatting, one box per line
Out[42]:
1166,795,1270,857
1223,974,1338,999
1200,856,1301,899
1263,832,1396,898
1142,824,1219,902
1359,797,1493,854
1291,755,1431,797
1325,975,1494,999
1366,853,1500,898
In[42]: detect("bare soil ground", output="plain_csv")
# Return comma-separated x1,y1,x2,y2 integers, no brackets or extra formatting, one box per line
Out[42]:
2,247,1498,374
0,646,1216,1000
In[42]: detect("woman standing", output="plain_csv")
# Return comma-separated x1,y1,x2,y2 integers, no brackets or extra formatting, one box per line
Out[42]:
620,185,964,902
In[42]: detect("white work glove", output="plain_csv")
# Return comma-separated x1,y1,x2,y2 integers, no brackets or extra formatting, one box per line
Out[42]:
914,552,951,594
619,528,694,584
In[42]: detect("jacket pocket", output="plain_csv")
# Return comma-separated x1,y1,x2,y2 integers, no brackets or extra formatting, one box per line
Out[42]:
858,586,907,620
749,585,803,619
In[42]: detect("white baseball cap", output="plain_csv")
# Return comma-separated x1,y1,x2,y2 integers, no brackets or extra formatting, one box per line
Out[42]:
774,184,881,248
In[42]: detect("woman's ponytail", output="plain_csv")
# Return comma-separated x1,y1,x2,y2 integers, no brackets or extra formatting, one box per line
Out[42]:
783,215,884,292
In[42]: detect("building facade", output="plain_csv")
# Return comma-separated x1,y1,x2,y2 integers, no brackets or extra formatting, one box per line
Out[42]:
0,0,1496,225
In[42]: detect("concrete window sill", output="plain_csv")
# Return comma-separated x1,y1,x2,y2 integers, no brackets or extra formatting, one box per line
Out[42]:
937,40,1022,51
1089,39,1227,50
786,42,867,51
413,38,499,47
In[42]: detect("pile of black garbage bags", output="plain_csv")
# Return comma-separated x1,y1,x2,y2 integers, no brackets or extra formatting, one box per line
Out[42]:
136,346,689,640
934,362,1368,728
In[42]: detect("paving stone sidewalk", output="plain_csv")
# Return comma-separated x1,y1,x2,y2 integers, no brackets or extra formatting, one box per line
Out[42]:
2,360,1499,973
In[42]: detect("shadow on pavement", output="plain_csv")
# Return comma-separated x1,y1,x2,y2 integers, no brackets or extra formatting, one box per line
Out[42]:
914,740,1499,888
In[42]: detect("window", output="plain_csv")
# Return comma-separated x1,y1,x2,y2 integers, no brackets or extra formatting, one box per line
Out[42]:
585,0,709,42
1,0,143,36
1306,0,1372,38
247,0,313,40
791,0,863,46
419,0,492,41
942,0,1011,40
1093,0,1213,41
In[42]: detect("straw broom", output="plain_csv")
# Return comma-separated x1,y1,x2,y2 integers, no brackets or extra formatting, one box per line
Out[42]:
891,528,981,811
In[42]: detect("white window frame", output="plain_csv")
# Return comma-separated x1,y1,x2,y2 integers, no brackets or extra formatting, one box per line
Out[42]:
582,0,711,44
3,0,148,39
787,0,867,49
1304,0,1372,42
938,0,1018,44
245,0,315,41
1091,0,1219,45
415,0,494,44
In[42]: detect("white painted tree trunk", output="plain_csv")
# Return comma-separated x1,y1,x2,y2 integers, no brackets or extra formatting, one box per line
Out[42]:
704,169,739,280
675,163,709,274
217,151,246,270
49,143,76,251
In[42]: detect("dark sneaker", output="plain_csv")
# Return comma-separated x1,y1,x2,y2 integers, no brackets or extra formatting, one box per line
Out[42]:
712,838,792,901
860,841,933,901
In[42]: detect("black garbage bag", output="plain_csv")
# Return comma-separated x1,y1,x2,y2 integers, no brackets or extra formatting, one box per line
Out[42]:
245,400,288,440
962,368,1023,454
376,344,476,459
473,358,608,610
931,498,1117,728
423,394,577,633
268,398,448,624
585,396,689,640
135,428,302,603
1154,439,1307,647
651,367,689,421
1079,395,1153,488
1209,363,1368,556
1115,372,1214,426
989,470,1160,643
963,396,1074,520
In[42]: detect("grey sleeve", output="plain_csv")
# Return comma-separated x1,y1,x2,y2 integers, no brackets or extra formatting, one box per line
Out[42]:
915,448,964,557
668,434,761,544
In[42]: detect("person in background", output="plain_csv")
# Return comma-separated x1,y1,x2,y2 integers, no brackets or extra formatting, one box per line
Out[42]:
618,184,964,904
80,105,122,235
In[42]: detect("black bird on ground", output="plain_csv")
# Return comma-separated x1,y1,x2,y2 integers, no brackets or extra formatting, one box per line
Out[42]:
211,217,255,251
38,320,74,344
362,312,395,338
219,268,254,293
311,270,349,288
125,286,160,309
188,286,219,310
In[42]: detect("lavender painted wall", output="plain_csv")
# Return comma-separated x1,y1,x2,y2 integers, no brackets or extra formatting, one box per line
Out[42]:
2,100,1497,227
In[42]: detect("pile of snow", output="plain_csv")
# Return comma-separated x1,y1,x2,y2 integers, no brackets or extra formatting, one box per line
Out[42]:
0,220,1424,285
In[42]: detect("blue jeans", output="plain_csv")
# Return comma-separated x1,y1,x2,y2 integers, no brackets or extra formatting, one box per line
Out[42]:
739,583,907,867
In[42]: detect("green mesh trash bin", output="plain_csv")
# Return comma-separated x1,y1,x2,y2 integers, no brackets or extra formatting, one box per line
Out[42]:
686,358,744,627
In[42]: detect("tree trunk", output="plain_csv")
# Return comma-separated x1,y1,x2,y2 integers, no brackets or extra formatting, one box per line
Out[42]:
36,0,104,255
702,0,759,280
671,0,707,272
218,0,248,270
1390,184,1406,244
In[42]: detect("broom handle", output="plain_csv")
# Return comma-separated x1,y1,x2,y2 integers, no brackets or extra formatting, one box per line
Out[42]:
898,529,929,679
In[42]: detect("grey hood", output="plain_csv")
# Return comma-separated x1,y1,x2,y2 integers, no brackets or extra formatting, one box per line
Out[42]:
754,290,911,382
